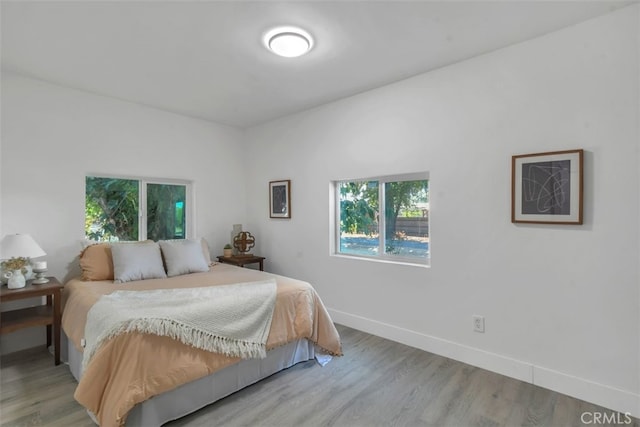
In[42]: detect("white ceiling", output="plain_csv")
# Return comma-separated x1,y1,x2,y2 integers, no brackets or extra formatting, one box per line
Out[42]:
1,1,634,128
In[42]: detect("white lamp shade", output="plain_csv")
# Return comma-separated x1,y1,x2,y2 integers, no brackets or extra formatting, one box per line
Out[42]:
0,234,46,259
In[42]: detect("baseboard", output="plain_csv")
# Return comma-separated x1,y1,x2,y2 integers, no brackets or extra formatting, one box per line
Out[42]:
533,366,640,419
329,308,640,419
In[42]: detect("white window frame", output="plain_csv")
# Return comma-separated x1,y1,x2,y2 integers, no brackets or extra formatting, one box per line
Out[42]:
331,172,429,267
86,174,195,241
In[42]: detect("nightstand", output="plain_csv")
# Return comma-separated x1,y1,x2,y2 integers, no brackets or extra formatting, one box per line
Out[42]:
217,255,266,271
0,277,64,365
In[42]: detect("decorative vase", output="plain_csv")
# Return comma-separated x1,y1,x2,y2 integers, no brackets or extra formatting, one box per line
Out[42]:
223,248,233,257
5,269,26,289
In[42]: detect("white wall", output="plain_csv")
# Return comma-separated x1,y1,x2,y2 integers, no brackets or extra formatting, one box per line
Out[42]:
244,6,640,416
0,72,247,352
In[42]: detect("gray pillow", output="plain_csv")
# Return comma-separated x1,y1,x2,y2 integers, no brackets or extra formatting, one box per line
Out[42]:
159,239,210,277
111,241,167,283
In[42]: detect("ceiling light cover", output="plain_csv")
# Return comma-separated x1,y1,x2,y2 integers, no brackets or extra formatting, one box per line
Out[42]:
264,27,313,58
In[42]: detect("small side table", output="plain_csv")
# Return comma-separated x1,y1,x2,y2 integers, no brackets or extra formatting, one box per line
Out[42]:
217,255,266,271
0,277,64,365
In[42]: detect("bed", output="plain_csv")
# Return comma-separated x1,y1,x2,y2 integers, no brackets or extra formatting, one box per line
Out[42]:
61,239,342,427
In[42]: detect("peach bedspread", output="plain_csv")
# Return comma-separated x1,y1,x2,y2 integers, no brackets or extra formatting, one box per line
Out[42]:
62,263,342,427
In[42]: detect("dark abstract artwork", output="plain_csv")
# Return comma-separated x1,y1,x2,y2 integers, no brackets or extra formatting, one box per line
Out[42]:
271,185,288,215
521,160,570,215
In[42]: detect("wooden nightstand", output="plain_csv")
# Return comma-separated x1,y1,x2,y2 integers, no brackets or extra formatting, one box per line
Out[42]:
217,255,266,271
0,277,64,365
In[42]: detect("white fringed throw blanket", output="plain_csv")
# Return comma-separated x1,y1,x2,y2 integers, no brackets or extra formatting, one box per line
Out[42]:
82,279,277,372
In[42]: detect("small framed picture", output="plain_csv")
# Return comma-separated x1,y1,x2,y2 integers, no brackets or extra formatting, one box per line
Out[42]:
512,149,584,224
269,180,291,219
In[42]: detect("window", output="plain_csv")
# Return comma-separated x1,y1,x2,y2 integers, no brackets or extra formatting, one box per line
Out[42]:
85,176,192,242
335,173,429,265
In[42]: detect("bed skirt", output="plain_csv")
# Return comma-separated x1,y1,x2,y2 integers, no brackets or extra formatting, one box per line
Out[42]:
62,332,316,425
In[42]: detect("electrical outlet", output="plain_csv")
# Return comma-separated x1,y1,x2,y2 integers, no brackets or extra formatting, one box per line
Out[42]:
472,315,485,333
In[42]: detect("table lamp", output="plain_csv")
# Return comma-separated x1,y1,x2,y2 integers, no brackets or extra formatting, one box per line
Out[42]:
0,234,47,289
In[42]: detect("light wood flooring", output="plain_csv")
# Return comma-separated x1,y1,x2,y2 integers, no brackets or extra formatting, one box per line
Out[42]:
1,324,637,426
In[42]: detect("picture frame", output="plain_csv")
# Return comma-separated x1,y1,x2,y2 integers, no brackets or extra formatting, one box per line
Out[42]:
511,149,583,224
269,180,291,219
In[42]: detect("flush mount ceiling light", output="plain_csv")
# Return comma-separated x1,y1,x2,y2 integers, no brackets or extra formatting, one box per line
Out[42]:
264,26,313,58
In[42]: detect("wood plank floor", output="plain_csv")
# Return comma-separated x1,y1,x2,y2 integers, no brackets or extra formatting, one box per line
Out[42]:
1,324,637,426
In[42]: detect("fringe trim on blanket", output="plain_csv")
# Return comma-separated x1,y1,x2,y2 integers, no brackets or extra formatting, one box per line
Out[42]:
83,317,266,372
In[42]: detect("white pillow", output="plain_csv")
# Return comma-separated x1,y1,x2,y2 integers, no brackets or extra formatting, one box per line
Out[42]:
159,239,210,277
111,241,167,283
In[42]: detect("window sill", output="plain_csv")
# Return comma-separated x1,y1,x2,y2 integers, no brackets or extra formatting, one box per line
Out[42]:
331,253,430,268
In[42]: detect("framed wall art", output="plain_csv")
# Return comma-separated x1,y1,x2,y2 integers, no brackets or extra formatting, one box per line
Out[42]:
269,180,291,219
511,149,583,224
